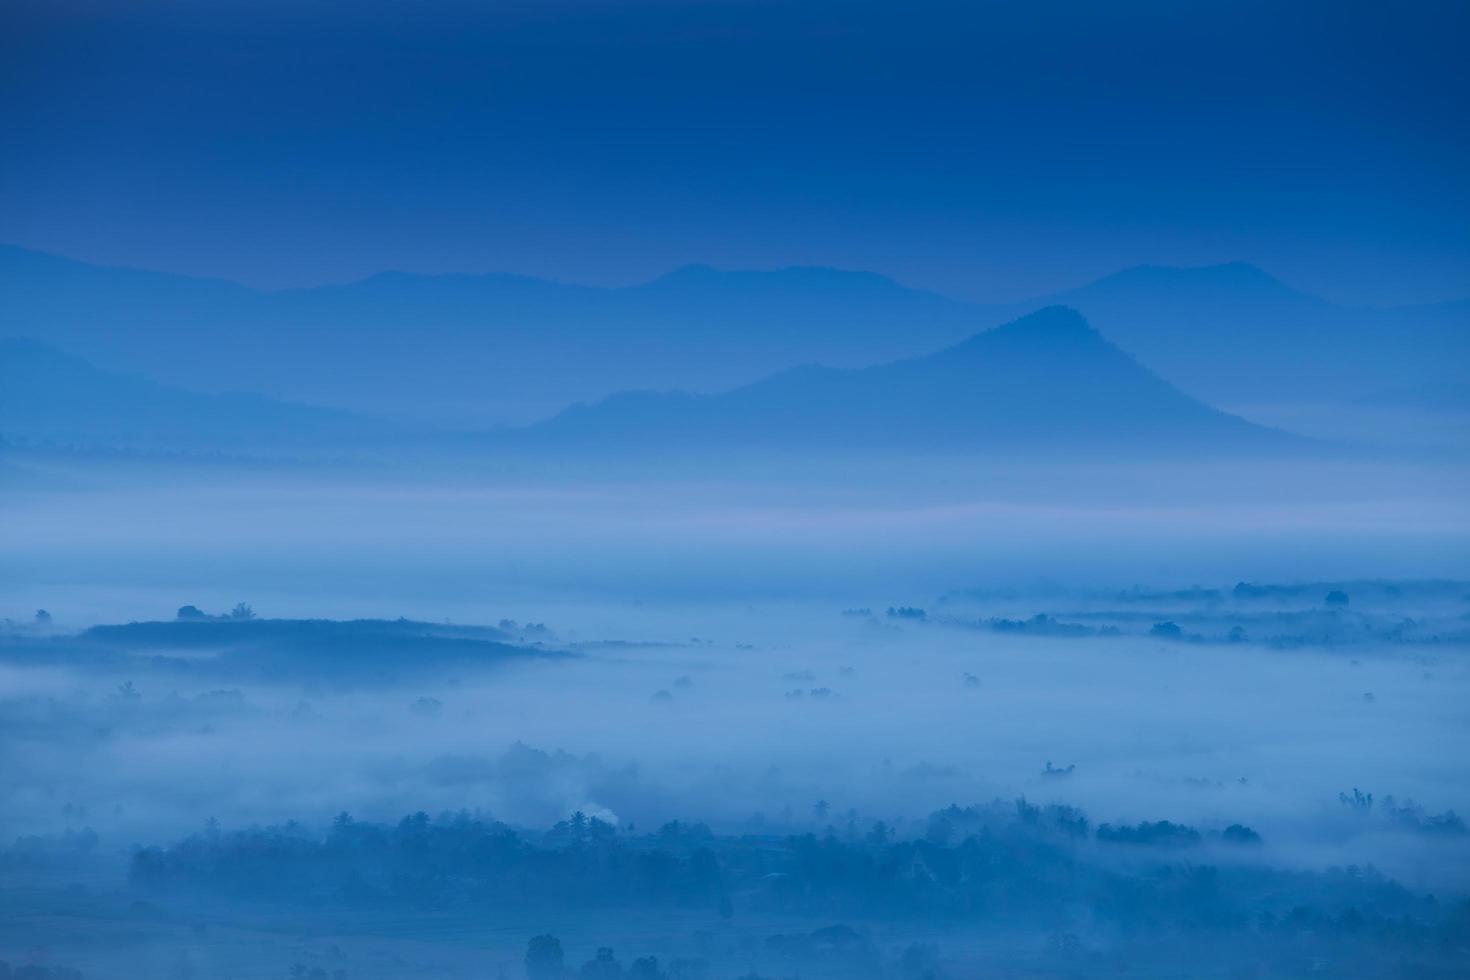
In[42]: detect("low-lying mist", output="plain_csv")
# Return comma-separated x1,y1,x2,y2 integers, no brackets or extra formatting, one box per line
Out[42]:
5,448,1468,613
1,450,1467,978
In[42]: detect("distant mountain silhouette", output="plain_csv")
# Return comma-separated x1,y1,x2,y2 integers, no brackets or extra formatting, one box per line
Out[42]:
0,245,984,426
1007,263,1469,408
0,338,381,448
2,245,1462,426
511,307,1298,455
1354,382,1470,413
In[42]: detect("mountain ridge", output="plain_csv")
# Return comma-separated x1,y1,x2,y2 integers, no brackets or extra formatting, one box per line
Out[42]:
0,337,384,449
512,307,1299,456
11,241,1456,313
2,244,1463,426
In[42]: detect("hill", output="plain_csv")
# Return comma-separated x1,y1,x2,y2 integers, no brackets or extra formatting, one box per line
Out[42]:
1013,263,1469,408
0,246,985,426
515,307,1297,455
2,245,1461,426
0,338,383,449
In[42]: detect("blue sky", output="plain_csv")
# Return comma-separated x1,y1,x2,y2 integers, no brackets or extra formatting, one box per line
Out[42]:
2,0,1467,304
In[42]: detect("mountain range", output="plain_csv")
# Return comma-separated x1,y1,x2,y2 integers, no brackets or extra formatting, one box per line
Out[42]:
1024,262,1469,409
3,244,1463,426
0,246,981,426
0,338,379,449
1,309,1295,456
513,307,1296,455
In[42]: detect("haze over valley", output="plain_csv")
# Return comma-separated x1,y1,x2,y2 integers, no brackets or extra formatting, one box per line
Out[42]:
2,2,1468,978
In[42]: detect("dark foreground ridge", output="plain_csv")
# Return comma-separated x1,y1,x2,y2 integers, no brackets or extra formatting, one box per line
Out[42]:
118,800,1470,979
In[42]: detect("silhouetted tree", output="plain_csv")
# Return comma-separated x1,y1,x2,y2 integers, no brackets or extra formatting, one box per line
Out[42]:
626,957,666,980
525,935,564,980
578,948,622,980
1222,823,1262,844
